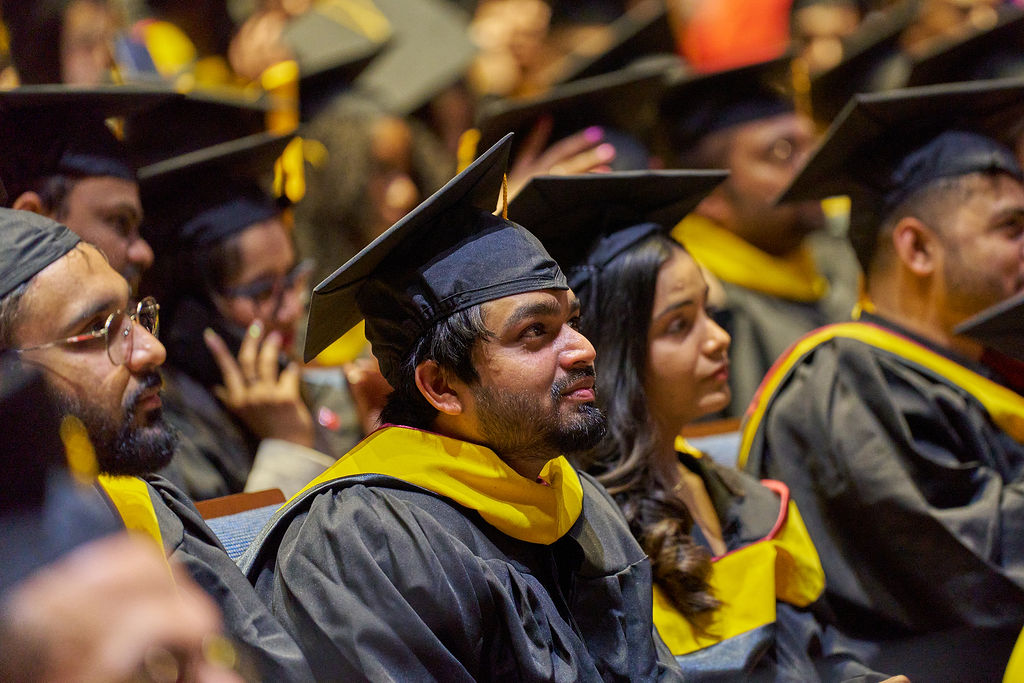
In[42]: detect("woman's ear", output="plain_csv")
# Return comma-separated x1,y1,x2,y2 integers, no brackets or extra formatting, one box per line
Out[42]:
414,360,464,416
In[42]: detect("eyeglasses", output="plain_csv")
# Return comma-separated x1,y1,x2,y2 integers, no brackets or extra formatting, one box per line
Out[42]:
16,297,160,367
219,259,314,309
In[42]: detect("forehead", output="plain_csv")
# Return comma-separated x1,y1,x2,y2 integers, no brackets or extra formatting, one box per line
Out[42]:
480,288,572,324
230,217,294,277
21,244,128,327
654,249,703,299
67,175,141,211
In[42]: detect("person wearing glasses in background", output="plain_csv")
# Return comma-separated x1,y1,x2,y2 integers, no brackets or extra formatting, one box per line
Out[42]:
140,132,368,501
0,208,313,681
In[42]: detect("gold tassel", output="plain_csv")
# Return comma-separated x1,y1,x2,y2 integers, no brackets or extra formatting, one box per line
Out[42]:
501,173,508,220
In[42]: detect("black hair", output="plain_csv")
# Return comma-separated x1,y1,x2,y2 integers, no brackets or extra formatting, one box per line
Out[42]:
378,305,492,429
576,232,718,617
862,172,982,275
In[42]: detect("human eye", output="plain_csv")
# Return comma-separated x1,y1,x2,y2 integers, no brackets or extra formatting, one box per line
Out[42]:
567,313,582,331
520,322,547,339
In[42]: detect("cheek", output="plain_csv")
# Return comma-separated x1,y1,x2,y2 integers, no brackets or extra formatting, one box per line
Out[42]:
646,340,697,402
221,299,255,329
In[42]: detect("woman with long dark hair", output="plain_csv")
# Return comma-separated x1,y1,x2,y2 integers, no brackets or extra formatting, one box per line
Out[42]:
515,172,899,681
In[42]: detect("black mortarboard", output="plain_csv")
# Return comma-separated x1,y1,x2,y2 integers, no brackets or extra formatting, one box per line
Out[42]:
349,0,477,116
304,133,567,380
552,0,676,84
281,9,389,121
779,79,1024,264
138,131,293,251
122,89,271,169
906,6,1024,88
475,61,668,164
805,5,913,125
0,85,179,204
954,289,1024,362
659,56,794,161
780,80,1024,206
0,208,80,299
509,170,727,291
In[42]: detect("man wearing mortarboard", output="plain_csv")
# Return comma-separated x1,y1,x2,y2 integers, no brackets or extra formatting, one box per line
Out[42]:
0,208,313,679
0,87,166,295
740,80,1024,679
659,57,861,417
240,135,684,680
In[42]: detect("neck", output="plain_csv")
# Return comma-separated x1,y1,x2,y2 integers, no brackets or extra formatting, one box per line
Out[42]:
501,449,559,481
869,272,984,362
430,415,558,481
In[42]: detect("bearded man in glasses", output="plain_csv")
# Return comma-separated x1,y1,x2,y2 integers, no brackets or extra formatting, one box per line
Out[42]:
0,208,313,681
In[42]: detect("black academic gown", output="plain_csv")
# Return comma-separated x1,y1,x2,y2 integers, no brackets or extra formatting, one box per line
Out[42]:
241,428,683,681
97,474,313,681
654,450,886,682
741,314,1024,681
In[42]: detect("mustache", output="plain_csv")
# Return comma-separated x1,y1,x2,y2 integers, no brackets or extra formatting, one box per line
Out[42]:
125,371,163,409
551,366,597,399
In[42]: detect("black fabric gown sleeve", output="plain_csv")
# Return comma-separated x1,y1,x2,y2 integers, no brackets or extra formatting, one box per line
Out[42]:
266,482,653,682
143,475,313,682
745,338,1024,675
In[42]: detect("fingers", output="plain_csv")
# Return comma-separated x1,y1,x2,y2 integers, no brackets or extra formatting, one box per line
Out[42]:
548,144,616,175
511,115,554,170
258,331,283,382
237,321,263,383
204,328,245,400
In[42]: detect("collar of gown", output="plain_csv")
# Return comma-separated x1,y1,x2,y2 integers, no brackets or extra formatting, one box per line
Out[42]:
292,425,584,545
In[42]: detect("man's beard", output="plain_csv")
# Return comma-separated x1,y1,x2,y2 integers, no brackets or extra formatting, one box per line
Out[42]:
53,372,177,477
473,366,607,460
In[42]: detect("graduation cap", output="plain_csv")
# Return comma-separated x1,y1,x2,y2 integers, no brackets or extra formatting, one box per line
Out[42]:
779,79,1024,265
552,0,677,84
0,85,180,204
805,5,914,125
659,55,794,161
348,0,477,116
122,88,271,169
304,133,567,381
138,131,294,251
281,9,389,121
0,207,80,300
475,61,669,165
508,170,728,291
906,5,1024,88
954,290,1024,362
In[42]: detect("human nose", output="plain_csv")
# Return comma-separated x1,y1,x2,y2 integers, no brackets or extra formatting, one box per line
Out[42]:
125,324,166,372
272,284,303,328
559,324,597,369
128,236,155,273
703,315,731,356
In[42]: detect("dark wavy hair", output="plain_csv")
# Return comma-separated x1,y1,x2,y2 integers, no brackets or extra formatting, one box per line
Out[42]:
575,232,718,617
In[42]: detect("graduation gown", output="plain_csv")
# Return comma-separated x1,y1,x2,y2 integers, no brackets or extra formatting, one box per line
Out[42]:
97,474,313,681
740,315,1024,681
240,426,684,681
651,445,883,682
672,214,860,417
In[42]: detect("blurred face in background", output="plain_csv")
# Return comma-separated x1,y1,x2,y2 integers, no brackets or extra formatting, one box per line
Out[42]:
61,0,118,85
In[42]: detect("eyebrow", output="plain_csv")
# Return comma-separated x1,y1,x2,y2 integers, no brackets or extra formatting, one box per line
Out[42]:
652,286,708,322
59,295,124,337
